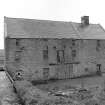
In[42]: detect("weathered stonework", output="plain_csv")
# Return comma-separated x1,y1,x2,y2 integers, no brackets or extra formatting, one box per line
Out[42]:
4,17,105,81
5,38,105,81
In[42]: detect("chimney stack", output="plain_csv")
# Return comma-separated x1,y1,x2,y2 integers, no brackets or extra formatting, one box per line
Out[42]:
81,16,89,26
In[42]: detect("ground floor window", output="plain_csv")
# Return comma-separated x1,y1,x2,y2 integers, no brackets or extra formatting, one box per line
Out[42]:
43,68,49,80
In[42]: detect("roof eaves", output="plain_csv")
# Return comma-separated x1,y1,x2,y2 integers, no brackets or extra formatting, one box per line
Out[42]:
6,33,79,39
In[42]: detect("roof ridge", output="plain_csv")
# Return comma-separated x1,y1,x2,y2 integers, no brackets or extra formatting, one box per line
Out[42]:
4,16,73,24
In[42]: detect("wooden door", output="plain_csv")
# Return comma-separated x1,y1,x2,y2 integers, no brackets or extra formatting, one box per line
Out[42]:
66,64,73,78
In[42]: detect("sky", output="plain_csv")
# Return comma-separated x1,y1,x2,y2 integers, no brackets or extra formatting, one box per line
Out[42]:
0,0,105,49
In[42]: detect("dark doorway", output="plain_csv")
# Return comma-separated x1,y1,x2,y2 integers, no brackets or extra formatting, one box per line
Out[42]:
96,64,101,75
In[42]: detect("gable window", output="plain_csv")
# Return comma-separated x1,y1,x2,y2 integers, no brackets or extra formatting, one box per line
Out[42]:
57,50,64,63
43,46,48,60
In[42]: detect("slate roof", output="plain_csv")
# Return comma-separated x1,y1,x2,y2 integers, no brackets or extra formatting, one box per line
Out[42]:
4,17,105,39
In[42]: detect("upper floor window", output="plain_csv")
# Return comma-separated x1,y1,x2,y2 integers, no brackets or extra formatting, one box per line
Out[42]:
57,50,64,63
72,39,76,46
71,50,76,61
16,39,20,46
43,46,48,60
96,40,101,51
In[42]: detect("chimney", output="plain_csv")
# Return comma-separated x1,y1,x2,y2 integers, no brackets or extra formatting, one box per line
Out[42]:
81,16,89,26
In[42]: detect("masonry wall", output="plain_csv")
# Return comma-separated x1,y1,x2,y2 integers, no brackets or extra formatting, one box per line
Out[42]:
5,38,105,81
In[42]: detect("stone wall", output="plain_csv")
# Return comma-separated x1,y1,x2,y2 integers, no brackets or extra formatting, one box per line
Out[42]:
5,38,105,81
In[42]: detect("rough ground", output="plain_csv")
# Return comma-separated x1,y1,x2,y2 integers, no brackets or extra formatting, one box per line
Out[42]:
0,71,20,105
2,70,105,105
14,73,105,105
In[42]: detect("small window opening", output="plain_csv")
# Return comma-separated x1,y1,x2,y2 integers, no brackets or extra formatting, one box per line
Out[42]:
43,38,48,41
53,46,56,49
85,68,88,72
14,51,21,61
17,72,21,76
16,39,20,46
14,70,23,80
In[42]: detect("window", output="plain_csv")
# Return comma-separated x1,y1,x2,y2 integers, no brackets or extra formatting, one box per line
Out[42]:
43,68,49,80
43,50,48,60
96,64,101,71
57,50,64,63
16,39,20,46
72,50,76,61
72,39,76,46
85,68,88,72
43,46,48,60
96,40,100,51
72,50,76,57
53,46,56,49
43,38,48,41
96,64,101,75
14,51,21,61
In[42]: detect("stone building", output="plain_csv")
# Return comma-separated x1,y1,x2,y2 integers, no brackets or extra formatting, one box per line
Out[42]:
4,16,105,81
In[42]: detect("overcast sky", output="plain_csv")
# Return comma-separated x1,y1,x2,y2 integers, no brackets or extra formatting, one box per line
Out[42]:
0,0,105,49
